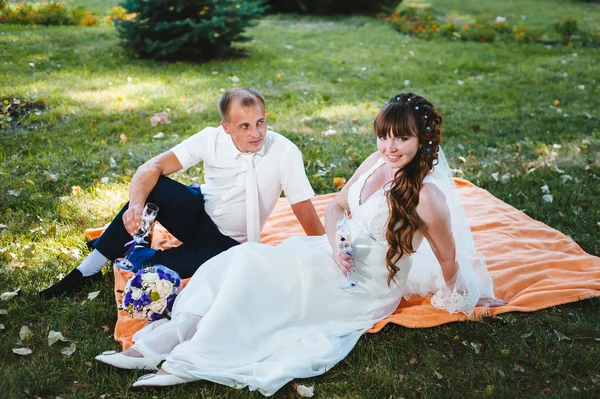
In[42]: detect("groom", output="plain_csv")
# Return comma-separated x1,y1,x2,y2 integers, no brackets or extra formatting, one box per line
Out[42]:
41,88,325,298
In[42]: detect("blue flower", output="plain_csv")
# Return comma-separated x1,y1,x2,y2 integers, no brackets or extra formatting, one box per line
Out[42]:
140,292,152,306
130,273,143,289
167,295,176,312
151,312,163,321
123,290,133,306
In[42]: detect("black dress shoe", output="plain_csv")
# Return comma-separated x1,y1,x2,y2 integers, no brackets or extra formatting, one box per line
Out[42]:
39,269,103,299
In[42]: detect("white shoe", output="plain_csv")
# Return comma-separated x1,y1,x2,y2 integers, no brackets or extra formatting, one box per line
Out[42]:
132,372,186,387
95,350,158,371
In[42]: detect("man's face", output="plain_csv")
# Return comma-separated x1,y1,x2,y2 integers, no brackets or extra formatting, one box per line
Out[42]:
221,101,267,153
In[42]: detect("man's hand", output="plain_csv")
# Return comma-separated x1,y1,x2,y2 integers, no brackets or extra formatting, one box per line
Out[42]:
122,204,143,236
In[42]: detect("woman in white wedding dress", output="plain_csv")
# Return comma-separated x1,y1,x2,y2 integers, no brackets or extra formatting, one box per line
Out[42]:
96,93,505,395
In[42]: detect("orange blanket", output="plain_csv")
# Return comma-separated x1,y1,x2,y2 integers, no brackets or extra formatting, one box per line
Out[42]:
84,179,600,349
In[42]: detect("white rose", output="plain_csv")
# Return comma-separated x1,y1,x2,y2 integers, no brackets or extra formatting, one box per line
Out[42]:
155,280,174,299
149,299,167,314
141,272,159,283
130,287,142,300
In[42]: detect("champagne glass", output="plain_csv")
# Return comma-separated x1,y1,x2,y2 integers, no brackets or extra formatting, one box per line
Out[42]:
335,209,356,289
115,203,159,271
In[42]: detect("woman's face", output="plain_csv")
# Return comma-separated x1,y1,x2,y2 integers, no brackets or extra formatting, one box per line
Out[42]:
376,129,420,171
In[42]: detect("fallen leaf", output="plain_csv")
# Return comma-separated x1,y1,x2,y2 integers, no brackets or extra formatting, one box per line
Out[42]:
1,289,20,301
12,347,32,356
0,309,7,314
61,343,77,356
554,329,571,341
541,185,550,193
323,129,337,136
153,132,165,139
434,370,443,380
513,363,525,372
19,325,33,341
25,179,34,185
100,325,110,334
44,171,58,182
8,189,22,197
150,112,170,127
87,291,100,300
333,177,346,190
542,194,553,203
553,99,560,106
71,186,81,196
409,356,418,365
491,172,499,182
69,249,80,261
58,209,71,219
501,172,513,182
295,384,314,397
22,245,35,259
229,75,240,83
500,348,510,356
48,330,68,346
119,133,128,143
0,324,4,329
470,342,483,354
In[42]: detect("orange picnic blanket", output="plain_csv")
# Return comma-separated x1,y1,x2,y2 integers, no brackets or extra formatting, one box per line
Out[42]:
84,178,600,349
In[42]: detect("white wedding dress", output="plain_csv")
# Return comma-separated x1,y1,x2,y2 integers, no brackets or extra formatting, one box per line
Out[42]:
131,153,495,396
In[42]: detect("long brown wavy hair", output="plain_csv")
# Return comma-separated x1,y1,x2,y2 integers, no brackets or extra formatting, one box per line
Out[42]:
374,93,443,286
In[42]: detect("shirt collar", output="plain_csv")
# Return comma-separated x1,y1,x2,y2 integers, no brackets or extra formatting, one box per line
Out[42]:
226,128,269,160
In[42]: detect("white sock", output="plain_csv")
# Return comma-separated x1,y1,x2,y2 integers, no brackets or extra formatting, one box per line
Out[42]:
76,249,109,277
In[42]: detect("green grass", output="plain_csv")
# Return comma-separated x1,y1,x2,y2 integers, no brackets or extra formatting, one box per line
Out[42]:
1,0,599,397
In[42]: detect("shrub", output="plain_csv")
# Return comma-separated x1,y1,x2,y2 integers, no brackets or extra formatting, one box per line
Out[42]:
115,0,268,61
266,0,401,15
554,18,578,45
0,1,98,26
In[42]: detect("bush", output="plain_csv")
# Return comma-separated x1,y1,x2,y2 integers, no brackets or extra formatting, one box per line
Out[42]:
266,0,401,15
0,1,98,26
116,0,268,61
554,18,578,45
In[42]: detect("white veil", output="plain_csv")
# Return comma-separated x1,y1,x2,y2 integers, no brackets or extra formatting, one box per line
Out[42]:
403,147,495,315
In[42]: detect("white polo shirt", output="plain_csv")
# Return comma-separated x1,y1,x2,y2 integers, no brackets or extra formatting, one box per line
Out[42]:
171,126,315,243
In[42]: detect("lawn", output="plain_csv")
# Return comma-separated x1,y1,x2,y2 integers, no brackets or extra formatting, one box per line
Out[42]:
1,0,599,397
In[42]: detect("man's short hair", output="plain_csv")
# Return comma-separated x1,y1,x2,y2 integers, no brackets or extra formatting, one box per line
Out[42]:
218,88,265,121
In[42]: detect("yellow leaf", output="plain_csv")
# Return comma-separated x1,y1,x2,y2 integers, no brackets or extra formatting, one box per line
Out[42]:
365,102,372,109
71,186,81,196
119,133,128,143
25,179,35,185
333,177,346,190
59,209,71,219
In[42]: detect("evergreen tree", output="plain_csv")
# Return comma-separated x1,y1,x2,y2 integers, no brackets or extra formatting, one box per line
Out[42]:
116,0,268,60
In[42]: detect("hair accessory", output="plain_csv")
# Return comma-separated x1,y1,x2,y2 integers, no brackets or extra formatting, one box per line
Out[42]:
426,126,431,130
429,141,432,145
424,115,427,119
426,148,431,153
395,96,401,101
414,105,419,110
407,98,411,102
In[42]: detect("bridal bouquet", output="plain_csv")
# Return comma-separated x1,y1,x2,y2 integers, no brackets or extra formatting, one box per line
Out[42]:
120,265,183,321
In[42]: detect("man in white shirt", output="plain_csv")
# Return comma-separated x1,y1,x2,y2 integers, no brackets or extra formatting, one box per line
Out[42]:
41,88,325,298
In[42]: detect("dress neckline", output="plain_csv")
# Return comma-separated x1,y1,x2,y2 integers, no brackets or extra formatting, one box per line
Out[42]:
358,158,387,207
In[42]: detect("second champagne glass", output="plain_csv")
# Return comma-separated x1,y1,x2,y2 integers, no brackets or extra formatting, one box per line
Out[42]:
335,209,356,289
115,203,159,271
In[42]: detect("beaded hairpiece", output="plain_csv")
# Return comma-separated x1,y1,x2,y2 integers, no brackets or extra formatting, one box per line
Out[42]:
388,94,436,153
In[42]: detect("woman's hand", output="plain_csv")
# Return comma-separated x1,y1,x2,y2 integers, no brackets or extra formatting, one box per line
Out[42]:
476,297,507,307
122,204,143,236
333,246,354,277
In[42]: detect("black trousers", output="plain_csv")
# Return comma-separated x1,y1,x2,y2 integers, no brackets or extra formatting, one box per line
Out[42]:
93,176,240,278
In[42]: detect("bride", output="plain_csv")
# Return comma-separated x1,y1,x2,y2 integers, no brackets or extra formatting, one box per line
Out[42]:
96,93,505,396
